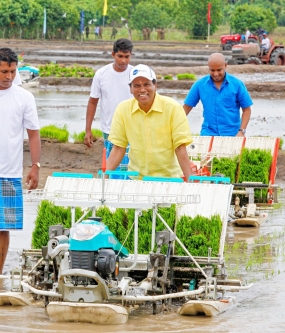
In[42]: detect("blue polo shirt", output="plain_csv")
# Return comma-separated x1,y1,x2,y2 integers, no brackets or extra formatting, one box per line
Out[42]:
184,73,253,136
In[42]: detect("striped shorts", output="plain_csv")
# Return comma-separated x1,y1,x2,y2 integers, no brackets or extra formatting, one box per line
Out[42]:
103,133,129,171
0,178,23,230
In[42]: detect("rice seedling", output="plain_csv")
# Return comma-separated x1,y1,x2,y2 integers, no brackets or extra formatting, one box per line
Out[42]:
40,124,69,142
177,73,196,80
72,129,103,143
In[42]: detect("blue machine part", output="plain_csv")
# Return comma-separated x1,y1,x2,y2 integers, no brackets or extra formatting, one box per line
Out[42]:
69,219,129,257
18,66,39,75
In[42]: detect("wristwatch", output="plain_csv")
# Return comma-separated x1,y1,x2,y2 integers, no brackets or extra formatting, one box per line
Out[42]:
32,162,41,168
239,129,246,135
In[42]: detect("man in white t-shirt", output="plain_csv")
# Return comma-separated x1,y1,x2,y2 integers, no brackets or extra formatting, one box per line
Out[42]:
0,48,41,274
261,33,271,53
84,38,133,168
245,28,251,44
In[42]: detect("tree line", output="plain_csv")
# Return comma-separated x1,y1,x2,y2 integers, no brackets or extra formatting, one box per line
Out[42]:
0,0,284,40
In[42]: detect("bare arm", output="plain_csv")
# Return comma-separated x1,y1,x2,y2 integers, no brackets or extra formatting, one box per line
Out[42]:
236,107,251,137
26,129,41,190
183,104,193,116
84,97,99,147
106,145,126,171
175,144,192,182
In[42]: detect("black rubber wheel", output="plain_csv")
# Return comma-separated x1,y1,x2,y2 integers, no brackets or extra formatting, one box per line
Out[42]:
245,57,262,65
248,38,258,44
270,48,285,66
225,44,232,51
227,59,238,65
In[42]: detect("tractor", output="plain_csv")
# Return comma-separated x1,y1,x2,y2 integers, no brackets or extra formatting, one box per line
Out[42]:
229,41,285,65
220,33,258,50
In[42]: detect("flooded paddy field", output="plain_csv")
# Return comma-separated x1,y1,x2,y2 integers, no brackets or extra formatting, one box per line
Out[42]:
2,39,285,332
32,90,285,141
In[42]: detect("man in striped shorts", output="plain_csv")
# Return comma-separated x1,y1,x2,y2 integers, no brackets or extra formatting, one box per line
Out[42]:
0,48,41,274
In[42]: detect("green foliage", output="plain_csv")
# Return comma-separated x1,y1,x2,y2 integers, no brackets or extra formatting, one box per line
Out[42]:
212,156,239,183
40,124,69,142
0,0,42,28
253,0,285,22
39,64,95,78
177,73,196,80
72,129,103,143
277,12,285,26
237,148,272,184
175,215,222,256
164,74,173,80
176,0,223,38
32,200,83,248
95,0,131,24
230,4,277,34
129,1,171,31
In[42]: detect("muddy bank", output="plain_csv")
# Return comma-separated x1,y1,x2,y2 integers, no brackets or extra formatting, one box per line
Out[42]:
23,139,285,188
1,38,221,53
23,139,104,188
39,76,285,97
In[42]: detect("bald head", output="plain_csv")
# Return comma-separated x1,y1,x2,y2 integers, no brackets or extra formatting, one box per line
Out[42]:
208,53,226,66
208,53,227,84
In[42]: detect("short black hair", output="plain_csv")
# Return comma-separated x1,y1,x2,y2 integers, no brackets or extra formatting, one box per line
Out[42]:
113,38,133,54
0,48,18,65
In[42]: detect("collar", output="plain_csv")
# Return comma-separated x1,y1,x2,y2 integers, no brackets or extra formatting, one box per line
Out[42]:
131,93,163,114
207,72,230,85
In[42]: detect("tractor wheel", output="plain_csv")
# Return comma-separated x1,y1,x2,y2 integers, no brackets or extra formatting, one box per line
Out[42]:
270,49,285,66
248,38,258,44
227,59,237,65
245,57,262,65
225,44,232,51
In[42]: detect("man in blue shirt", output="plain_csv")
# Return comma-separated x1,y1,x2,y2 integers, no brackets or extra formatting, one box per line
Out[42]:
183,53,252,136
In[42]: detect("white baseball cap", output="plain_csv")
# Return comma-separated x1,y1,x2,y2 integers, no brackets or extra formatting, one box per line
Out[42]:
129,64,156,84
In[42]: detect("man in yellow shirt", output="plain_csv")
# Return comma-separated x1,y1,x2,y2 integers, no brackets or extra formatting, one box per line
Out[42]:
107,64,193,180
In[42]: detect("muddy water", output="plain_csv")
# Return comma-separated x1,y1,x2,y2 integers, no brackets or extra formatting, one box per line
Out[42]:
32,90,285,144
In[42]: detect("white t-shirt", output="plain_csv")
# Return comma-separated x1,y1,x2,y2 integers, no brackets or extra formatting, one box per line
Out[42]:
261,37,270,49
0,84,40,178
14,68,22,85
245,30,251,38
90,63,133,134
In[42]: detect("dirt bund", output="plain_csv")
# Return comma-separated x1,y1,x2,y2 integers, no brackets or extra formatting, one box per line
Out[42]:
23,139,285,188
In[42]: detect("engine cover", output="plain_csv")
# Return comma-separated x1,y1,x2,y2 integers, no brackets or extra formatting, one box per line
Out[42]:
97,249,116,276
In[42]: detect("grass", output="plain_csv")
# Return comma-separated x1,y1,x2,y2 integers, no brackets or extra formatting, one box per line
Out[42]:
163,74,173,80
177,73,197,80
72,129,103,143
40,124,69,142
84,26,190,42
